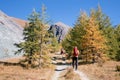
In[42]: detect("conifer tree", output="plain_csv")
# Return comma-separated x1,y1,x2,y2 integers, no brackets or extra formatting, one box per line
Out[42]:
15,5,51,68
62,12,87,58
92,6,119,60
62,29,72,57
105,27,119,60
51,37,60,52
114,25,120,60
48,26,60,53
62,10,107,62
82,13,107,62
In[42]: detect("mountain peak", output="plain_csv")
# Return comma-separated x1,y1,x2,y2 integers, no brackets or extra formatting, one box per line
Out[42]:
55,22,70,28
49,22,70,43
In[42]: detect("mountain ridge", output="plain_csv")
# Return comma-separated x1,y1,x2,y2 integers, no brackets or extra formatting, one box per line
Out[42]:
0,10,24,59
49,22,70,43
0,10,71,59
10,17,27,28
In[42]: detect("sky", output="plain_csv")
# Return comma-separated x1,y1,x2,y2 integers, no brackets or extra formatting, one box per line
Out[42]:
0,0,120,27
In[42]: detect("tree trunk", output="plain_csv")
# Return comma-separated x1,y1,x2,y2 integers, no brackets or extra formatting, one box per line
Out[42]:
39,34,43,68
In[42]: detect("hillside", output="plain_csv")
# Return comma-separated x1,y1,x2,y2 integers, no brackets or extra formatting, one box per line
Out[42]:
10,17,27,28
0,10,23,59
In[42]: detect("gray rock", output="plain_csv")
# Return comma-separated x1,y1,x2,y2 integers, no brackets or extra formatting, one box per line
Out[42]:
0,10,23,59
49,22,70,43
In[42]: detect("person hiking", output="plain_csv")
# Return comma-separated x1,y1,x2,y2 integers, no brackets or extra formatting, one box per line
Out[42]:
72,46,79,70
61,48,64,55
61,48,65,59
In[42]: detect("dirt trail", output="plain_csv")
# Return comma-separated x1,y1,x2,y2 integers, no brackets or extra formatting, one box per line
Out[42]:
52,65,68,80
74,70,89,80
51,52,68,80
51,52,90,80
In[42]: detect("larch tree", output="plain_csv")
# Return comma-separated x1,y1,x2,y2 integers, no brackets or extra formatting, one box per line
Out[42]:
15,5,51,68
92,5,119,60
62,29,73,58
82,13,107,63
48,27,60,53
62,12,87,58
114,25,120,61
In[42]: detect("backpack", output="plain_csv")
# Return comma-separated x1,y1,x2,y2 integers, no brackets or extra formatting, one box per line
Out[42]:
73,47,79,57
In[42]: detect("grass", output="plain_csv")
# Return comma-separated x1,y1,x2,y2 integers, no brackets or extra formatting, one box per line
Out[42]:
78,61,120,80
0,57,54,80
59,67,81,80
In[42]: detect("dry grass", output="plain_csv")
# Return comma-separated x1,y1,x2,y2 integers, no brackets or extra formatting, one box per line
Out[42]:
59,67,81,80
0,57,54,80
78,61,120,80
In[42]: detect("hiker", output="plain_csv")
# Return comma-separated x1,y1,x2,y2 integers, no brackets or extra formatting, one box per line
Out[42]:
72,46,79,70
60,48,64,59
61,48,64,54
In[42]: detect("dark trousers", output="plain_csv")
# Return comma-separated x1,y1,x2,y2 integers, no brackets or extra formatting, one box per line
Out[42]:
72,57,78,70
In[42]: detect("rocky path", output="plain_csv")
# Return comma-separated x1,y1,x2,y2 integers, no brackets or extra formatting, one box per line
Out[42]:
52,64,68,80
51,53,90,80
74,70,89,80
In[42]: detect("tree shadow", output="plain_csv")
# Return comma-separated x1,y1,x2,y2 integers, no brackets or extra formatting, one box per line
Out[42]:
55,68,66,71
0,61,20,66
55,62,71,65
52,56,65,61
78,61,94,65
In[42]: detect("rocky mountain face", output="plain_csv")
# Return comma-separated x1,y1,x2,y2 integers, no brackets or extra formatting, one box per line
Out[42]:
0,10,70,59
10,17,27,28
0,10,24,59
49,22,70,43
